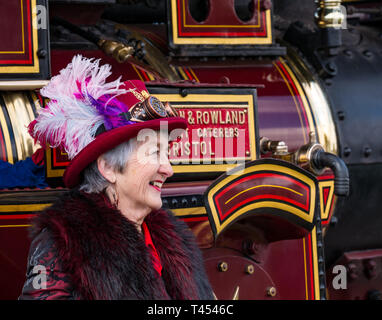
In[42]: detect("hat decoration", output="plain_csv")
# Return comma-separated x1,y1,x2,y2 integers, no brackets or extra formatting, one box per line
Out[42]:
29,55,187,188
28,55,145,160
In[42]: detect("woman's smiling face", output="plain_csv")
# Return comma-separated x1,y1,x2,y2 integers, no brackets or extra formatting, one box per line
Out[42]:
114,132,173,216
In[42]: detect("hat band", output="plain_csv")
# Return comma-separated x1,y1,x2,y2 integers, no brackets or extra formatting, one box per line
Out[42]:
94,96,179,137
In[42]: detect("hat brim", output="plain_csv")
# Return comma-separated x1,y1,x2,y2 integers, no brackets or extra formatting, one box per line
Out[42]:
63,117,187,188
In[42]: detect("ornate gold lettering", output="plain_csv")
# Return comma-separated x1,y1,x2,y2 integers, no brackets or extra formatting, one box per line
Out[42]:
239,111,246,124
225,111,231,124
188,111,195,124
178,110,185,118
184,141,191,155
196,111,202,124
231,111,238,124
219,111,225,124
202,111,210,124
200,141,207,155
210,110,219,124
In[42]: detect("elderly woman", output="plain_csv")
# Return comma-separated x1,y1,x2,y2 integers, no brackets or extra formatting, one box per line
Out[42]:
19,55,213,300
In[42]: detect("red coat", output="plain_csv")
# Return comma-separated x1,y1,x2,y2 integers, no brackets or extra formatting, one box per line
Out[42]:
19,190,213,300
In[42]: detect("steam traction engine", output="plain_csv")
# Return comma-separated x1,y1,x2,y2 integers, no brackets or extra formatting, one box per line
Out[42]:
0,0,381,300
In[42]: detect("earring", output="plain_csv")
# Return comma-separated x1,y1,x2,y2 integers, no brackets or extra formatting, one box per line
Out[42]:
112,188,119,208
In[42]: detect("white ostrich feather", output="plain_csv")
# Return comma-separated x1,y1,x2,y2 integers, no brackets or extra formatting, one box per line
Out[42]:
33,96,104,159
33,55,129,159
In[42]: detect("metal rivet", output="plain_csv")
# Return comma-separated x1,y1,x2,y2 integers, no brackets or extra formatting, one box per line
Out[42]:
343,147,351,157
343,49,353,57
245,265,254,274
363,50,373,58
191,196,198,206
218,262,228,272
364,147,372,157
326,62,337,73
266,286,277,297
180,88,188,97
37,49,47,58
337,111,345,120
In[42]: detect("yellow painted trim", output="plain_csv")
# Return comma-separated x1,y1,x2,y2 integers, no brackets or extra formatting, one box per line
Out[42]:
147,72,155,81
302,238,309,300
188,68,200,83
207,164,316,235
225,184,303,205
177,67,189,80
0,203,51,212
0,224,32,228
45,147,66,178
172,206,207,216
171,0,272,45
132,64,144,81
311,227,320,300
319,180,334,220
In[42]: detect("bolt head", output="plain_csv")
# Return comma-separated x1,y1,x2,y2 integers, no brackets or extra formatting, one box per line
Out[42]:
266,286,277,297
218,262,228,272
245,265,255,275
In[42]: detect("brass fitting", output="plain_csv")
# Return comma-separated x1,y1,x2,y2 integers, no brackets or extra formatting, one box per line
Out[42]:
293,131,325,175
315,0,345,29
260,132,325,175
260,137,293,162
98,39,135,63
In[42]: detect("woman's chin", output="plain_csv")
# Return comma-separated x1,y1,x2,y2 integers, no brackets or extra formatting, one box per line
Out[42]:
147,198,163,212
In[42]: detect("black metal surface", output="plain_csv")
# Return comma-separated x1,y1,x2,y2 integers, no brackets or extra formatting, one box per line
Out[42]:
322,29,382,165
324,163,382,267
169,45,287,58
102,0,166,24
284,23,382,165
162,194,204,210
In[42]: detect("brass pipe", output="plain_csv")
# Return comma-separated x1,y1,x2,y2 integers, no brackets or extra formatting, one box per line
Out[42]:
315,0,345,29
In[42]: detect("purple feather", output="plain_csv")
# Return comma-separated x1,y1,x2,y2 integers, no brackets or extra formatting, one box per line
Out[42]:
88,93,136,130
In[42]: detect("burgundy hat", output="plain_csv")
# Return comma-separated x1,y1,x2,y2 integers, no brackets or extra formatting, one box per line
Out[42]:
28,55,187,188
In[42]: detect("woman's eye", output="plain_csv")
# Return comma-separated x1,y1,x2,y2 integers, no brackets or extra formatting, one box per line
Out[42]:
147,148,160,157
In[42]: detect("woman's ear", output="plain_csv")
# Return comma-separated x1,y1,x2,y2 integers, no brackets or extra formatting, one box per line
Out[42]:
97,156,116,184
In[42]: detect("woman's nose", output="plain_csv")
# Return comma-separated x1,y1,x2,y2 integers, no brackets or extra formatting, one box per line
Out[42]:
159,154,174,178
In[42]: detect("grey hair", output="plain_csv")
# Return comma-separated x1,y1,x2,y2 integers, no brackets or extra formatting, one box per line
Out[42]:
79,138,136,193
